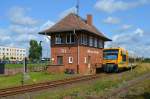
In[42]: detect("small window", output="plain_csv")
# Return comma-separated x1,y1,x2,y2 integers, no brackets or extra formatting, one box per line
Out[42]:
71,34,75,43
94,38,97,47
57,56,63,65
89,36,93,46
122,55,126,62
98,40,103,48
81,34,88,45
66,33,75,44
66,34,70,43
84,57,87,63
68,57,73,63
55,34,62,44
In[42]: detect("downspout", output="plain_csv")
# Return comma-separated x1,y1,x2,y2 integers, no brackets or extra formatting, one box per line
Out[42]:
74,29,79,74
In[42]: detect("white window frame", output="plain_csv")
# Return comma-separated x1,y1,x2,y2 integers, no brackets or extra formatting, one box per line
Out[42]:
68,57,73,63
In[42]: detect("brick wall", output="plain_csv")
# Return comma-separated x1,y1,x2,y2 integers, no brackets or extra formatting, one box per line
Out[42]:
48,45,103,74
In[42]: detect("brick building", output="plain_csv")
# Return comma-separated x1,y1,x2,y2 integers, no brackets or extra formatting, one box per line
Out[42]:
39,13,111,74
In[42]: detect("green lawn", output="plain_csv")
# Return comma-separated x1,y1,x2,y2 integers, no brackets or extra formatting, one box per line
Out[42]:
32,63,150,99
0,72,78,89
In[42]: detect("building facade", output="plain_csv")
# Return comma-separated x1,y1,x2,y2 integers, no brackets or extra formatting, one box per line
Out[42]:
39,13,111,74
0,46,26,61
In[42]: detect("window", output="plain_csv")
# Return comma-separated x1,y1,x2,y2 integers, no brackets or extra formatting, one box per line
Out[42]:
57,56,63,65
122,55,126,62
68,57,73,63
81,34,88,45
71,34,75,43
98,40,103,48
66,34,70,43
94,38,97,47
89,36,93,46
84,57,87,63
103,49,118,60
66,33,75,44
55,34,62,44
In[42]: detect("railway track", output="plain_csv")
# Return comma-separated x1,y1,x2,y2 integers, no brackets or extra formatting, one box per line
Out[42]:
0,74,107,97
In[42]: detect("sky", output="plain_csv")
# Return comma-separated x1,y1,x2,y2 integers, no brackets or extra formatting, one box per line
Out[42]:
0,0,150,58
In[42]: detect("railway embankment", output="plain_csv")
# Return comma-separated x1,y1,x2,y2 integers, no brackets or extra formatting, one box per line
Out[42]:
0,63,150,99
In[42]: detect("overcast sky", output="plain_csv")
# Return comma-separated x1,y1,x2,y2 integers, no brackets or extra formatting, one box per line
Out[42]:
0,0,150,58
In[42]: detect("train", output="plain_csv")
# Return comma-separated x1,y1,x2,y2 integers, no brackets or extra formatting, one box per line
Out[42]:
102,47,136,72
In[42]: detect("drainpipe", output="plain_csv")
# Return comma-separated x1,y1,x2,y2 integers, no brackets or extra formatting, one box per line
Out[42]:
74,29,79,74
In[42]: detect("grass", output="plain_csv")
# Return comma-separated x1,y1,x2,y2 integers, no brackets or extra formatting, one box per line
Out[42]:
0,72,77,89
31,63,150,99
123,79,150,99
5,63,46,69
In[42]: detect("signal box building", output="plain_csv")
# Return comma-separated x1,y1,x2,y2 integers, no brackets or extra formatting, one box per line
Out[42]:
39,13,111,74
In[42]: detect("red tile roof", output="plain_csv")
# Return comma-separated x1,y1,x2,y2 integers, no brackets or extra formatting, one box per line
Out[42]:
39,13,111,41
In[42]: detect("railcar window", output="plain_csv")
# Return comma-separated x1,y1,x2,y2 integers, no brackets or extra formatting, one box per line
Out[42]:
103,49,119,60
122,55,126,61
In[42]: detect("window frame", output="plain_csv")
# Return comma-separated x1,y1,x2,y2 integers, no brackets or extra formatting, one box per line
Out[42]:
55,34,62,44
66,33,75,44
68,57,73,64
57,56,63,65
89,36,93,47
81,34,88,45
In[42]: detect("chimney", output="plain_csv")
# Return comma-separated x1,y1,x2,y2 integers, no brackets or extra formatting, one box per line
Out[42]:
87,14,92,26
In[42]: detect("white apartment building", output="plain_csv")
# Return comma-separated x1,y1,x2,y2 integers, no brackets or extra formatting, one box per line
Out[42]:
0,46,26,61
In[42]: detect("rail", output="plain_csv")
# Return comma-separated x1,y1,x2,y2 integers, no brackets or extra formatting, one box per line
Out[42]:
0,74,107,97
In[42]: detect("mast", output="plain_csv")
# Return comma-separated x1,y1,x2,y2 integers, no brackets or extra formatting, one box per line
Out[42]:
76,0,79,16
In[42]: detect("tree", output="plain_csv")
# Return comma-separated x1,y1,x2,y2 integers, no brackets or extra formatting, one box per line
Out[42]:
29,40,42,61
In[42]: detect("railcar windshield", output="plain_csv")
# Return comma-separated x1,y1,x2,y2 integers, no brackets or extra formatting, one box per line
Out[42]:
103,49,119,60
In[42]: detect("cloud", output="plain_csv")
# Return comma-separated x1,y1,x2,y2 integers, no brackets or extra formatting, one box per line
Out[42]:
122,24,132,30
94,0,150,13
111,28,144,44
9,25,39,34
59,7,76,18
9,6,39,26
103,16,120,24
116,24,133,32
39,20,54,31
0,6,55,58
134,28,144,37
106,28,150,57
0,28,11,42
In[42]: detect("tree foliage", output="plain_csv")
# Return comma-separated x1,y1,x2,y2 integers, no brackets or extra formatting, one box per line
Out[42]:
29,40,42,61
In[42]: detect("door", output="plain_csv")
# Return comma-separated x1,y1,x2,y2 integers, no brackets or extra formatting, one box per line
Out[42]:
87,56,92,73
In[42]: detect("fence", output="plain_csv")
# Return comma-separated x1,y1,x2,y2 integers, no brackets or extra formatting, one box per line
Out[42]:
2,61,50,75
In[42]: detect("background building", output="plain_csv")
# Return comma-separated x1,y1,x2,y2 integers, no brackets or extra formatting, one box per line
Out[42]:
39,13,111,74
0,46,26,61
